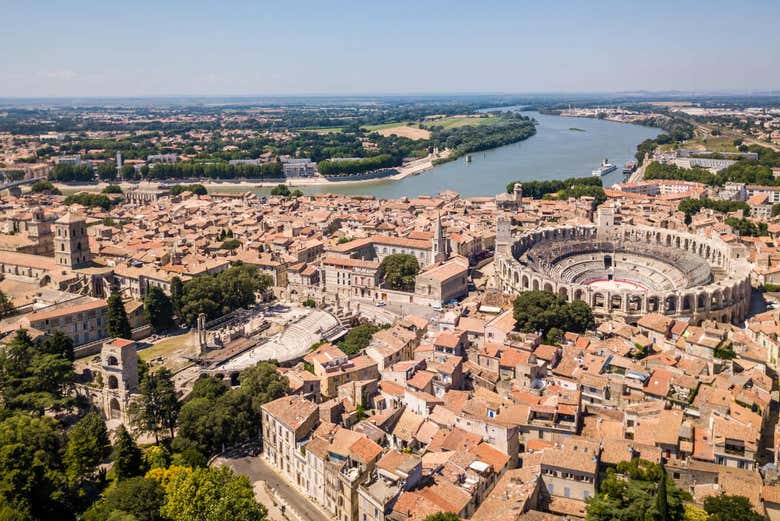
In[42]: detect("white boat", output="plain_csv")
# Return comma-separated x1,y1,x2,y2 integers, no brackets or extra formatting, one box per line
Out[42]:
592,158,617,177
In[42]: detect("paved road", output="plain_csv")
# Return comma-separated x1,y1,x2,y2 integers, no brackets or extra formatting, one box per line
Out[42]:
217,455,330,521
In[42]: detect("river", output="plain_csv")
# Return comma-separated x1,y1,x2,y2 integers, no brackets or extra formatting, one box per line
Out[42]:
251,110,661,199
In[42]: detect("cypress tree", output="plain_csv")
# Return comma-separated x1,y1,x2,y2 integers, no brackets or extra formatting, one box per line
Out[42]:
656,467,669,521
107,291,132,339
112,425,144,480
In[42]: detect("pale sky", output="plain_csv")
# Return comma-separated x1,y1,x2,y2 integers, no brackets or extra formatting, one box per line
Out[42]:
1,0,779,97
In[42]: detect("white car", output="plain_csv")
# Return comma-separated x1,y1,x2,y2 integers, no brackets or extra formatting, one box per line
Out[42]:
376,301,386,307
431,304,443,312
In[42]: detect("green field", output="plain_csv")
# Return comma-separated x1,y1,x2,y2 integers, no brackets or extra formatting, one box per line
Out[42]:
299,126,344,134
361,121,412,131
421,115,499,129
658,134,740,154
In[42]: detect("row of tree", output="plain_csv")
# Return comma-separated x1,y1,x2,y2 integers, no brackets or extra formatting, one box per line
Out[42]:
505,176,603,198
318,153,401,176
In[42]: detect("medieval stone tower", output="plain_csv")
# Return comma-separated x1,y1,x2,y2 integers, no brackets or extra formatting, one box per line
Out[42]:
100,338,139,421
54,212,91,268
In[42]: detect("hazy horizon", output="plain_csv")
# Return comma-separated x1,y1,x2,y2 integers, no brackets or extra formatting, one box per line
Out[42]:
3,0,779,98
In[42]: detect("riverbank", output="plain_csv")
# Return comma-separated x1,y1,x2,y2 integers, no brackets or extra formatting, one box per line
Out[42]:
52,112,661,199
53,151,448,195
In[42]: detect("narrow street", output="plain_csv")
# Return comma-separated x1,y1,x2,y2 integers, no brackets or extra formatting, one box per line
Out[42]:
216,455,330,521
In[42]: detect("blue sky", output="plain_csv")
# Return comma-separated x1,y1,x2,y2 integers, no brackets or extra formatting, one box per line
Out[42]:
1,0,779,97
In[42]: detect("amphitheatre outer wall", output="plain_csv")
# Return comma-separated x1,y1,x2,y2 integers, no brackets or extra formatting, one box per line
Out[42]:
495,217,752,325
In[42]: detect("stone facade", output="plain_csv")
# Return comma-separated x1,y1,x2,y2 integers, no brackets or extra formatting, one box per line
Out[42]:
496,220,752,325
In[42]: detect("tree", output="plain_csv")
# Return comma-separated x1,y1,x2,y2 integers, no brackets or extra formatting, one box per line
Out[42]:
175,391,258,458
170,277,184,320
41,330,75,361
237,361,289,416
586,459,688,521
0,290,13,318
178,264,272,326
96,162,118,181
84,477,165,521
220,238,242,251
339,323,380,355
656,467,669,521
107,291,132,340
154,465,267,521
64,412,111,486
0,413,70,519
128,369,180,444
102,184,123,194
0,329,75,413
513,290,594,340
422,514,460,521
112,425,144,480
380,254,419,291
189,376,229,401
30,180,61,195
269,184,290,197
703,495,764,521
143,287,174,333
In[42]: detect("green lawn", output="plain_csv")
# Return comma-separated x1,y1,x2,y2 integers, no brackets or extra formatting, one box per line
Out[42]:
137,332,194,362
361,121,412,131
421,115,499,129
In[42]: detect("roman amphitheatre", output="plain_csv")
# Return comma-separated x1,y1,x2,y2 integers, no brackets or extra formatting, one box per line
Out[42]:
495,208,753,325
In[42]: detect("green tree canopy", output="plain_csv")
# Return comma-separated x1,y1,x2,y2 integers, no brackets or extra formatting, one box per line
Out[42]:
112,425,145,481
84,476,165,521
143,287,174,333
0,413,69,519
586,459,688,521
154,466,267,521
128,368,180,444
107,292,132,340
422,514,460,521
513,290,594,342
178,264,272,326
0,290,14,318
703,494,764,521
64,412,110,487
380,253,419,291
0,329,75,413
338,323,380,356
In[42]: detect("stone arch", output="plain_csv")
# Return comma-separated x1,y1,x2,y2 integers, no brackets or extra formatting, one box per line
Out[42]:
682,294,693,311
593,293,605,309
648,296,660,312
711,290,722,309
532,279,540,291
558,286,569,300
109,398,121,420
106,355,119,366
574,288,584,301
108,375,119,390
665,295,677,313
611,294,623,310
543,282,553,293
522,274,530,289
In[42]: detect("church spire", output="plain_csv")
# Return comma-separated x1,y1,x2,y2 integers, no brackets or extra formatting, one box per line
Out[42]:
432,211,447,263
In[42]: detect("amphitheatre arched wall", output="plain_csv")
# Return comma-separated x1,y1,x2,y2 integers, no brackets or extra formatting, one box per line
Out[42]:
496,224,752,324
